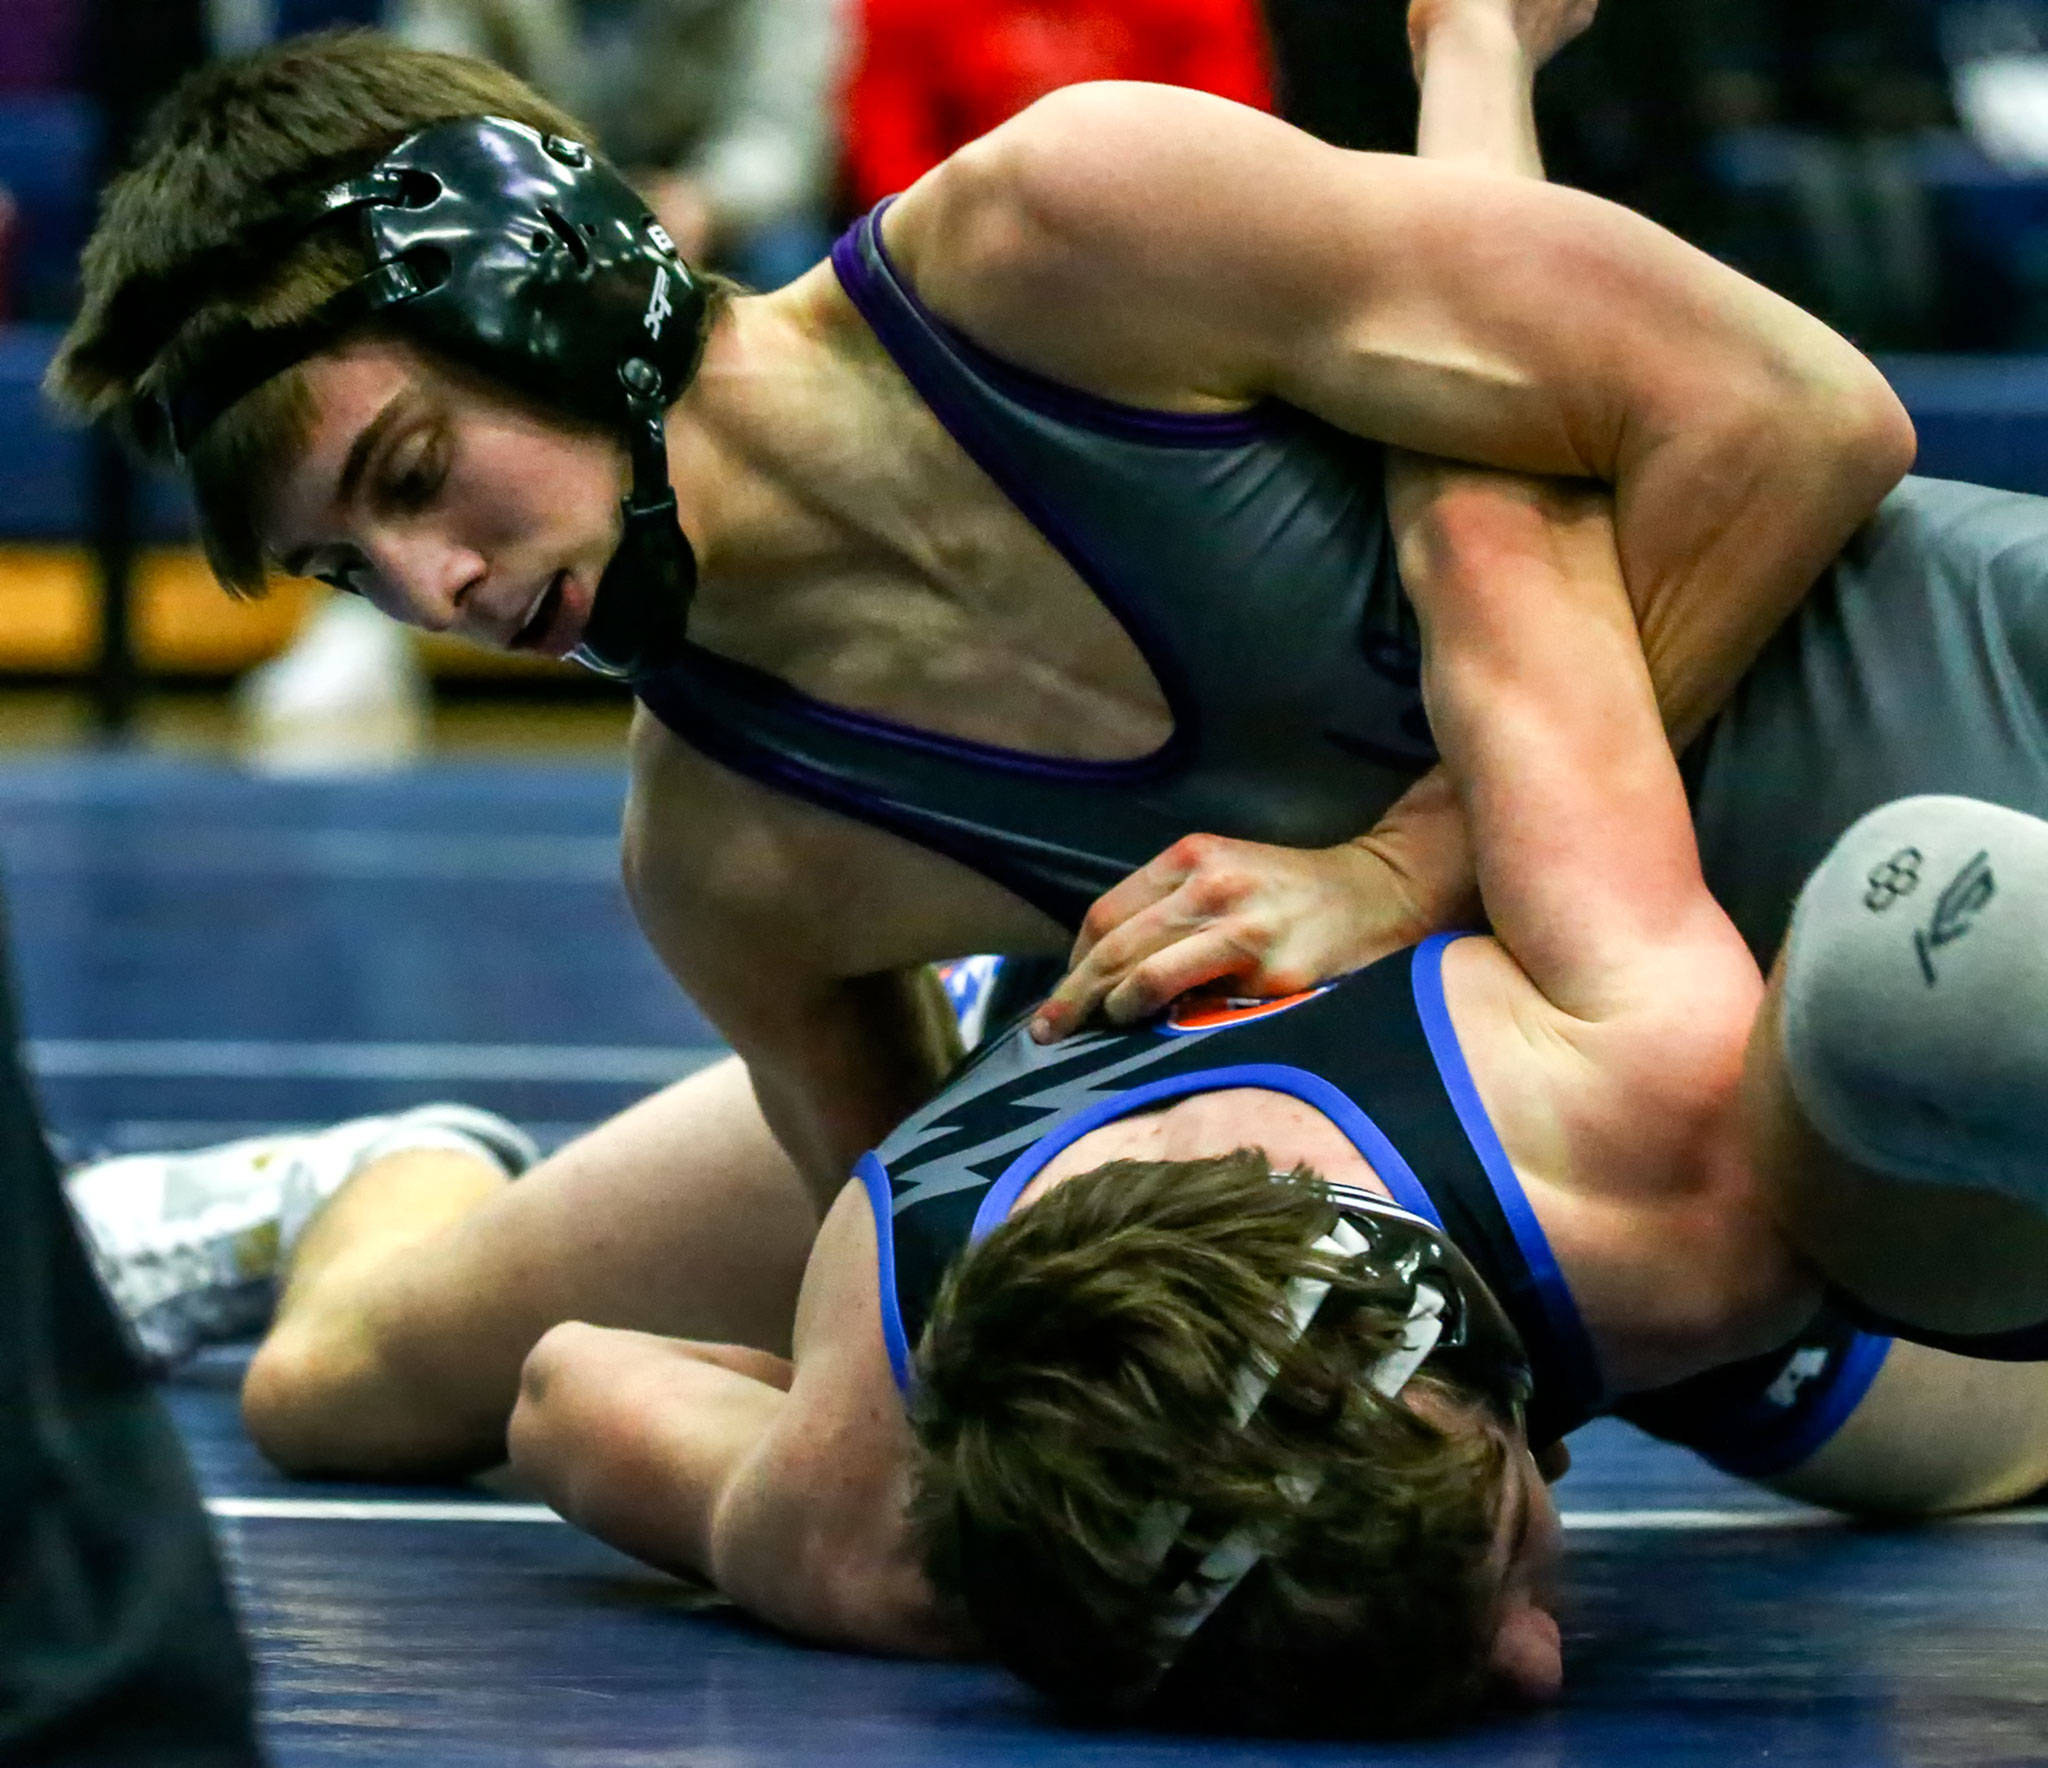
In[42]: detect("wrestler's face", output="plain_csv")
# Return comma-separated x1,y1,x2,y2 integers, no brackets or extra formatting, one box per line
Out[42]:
265,338,628,660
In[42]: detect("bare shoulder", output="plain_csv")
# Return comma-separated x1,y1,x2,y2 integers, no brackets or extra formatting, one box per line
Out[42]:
1445,932,1807,1386
624,707,821,917
883,82,1335,407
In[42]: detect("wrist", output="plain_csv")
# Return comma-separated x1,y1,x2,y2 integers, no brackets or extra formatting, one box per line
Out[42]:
1344,775,1480,940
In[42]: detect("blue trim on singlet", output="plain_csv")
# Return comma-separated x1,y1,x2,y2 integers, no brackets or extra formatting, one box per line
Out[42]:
1408,933,1607,1406
1752,1330,1894,1477
857,1151,917,1392
964,1062,1443,1246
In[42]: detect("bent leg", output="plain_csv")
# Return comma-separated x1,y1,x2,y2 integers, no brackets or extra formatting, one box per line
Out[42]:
1618,1316,2048,1516
1747,795,2048,1338
245,1056,817,1479
1766,1341,2048,1517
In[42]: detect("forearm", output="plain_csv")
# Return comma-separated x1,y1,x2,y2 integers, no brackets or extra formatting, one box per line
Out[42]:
1337,2,1544,940
1410,0,1907,745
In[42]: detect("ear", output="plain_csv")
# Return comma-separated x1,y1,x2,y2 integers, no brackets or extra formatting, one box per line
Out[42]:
1487,1598,1563,1703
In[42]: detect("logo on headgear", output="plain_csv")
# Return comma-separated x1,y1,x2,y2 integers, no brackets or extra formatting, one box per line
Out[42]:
644,265,674,339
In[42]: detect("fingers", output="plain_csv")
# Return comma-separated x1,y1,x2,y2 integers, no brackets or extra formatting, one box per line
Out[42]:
1035,839,1234,1040
1032,892,1203,1042
1100,926,1269,1026
1065,845,1197,969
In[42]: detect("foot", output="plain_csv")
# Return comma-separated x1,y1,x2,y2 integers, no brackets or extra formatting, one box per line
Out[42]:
65,1104,540,1370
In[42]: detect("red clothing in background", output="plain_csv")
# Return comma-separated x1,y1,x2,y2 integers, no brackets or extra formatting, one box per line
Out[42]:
844,0,1273,209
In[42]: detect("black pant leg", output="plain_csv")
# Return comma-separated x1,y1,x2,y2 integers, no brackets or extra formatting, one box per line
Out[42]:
0,906,262,1766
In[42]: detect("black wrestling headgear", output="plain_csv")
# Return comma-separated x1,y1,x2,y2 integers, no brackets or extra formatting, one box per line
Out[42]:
1323,1188,1534,1429
159,115,709,681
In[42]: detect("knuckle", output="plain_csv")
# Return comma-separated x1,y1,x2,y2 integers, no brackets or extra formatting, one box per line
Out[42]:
1080,899,1123,942
1187,872,1245,916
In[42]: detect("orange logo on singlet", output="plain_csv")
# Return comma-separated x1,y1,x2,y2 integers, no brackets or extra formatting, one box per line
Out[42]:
1161,984,1334,1034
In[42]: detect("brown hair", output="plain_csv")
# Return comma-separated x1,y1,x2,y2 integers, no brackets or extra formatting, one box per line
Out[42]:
47,31,724,596
908,1148,1513,1737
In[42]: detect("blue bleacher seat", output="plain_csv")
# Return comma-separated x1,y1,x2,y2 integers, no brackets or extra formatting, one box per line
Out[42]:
1881,353,2048,493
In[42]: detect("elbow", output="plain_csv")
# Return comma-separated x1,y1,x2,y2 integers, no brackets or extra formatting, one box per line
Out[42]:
1829,362,1918,500
1762,347,1918,512
506,1320,601,1515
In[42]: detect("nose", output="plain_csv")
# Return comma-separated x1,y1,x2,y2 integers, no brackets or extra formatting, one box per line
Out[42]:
360,531,486,634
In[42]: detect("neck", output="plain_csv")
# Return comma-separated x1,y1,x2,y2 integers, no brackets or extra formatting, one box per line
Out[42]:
660,269,856,610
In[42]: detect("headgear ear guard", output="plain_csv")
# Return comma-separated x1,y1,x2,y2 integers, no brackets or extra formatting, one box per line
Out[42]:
158,115,709,681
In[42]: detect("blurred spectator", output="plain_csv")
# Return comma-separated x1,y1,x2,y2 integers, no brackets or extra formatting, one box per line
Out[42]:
390,0,847,290
842,0,1272,211
1698,0,1954,136
1258,4,1723,245
1699,0,1957,350
1259,0,1410,154
0,901,263,1767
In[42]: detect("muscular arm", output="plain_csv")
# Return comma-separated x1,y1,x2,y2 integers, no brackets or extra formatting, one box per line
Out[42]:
508,1190,963,1657
902,78,1913,750
1393,459,1740,1015
1024,8,1912,1033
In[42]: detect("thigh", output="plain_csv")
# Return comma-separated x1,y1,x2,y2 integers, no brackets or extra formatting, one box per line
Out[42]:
1766,1340,2048,1516
373,1055,819,1382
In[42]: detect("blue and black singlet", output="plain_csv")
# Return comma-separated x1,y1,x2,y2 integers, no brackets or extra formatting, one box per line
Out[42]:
863,935,1605,1450
900,942,1898,1474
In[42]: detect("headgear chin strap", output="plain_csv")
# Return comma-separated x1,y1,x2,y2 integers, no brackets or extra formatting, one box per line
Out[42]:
1130,1188,1532,1686
159,115,708,682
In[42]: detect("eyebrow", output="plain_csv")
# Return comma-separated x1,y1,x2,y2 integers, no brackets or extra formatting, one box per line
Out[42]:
276,392,415,580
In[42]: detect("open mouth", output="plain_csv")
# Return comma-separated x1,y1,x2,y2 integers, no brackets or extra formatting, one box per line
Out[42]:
510,573,566,651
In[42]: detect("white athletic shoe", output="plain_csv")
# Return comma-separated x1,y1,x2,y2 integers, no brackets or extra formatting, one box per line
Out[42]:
234,592,431,775
64,1104,539,1370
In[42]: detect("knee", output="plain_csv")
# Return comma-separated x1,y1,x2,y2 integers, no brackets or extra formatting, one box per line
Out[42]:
242,1281,491,1479
1782,795,2048,1202
241,1315,375,1476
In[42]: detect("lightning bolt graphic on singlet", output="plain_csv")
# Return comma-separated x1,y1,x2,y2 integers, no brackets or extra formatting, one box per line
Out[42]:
880,1022,1221,1215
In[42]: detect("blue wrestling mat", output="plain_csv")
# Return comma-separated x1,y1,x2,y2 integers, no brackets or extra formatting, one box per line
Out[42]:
6,757,2045,1767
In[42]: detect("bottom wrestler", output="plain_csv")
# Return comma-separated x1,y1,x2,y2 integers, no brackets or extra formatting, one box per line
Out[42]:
66,464,2048,1733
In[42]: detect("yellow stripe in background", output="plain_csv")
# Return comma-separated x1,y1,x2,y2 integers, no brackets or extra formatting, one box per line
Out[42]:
0,546,584,680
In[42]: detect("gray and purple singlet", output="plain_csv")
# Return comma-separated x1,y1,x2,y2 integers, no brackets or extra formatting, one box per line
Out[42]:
637,201,2048,959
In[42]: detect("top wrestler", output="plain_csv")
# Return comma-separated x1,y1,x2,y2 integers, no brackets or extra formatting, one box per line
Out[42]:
47,4,1937,1206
